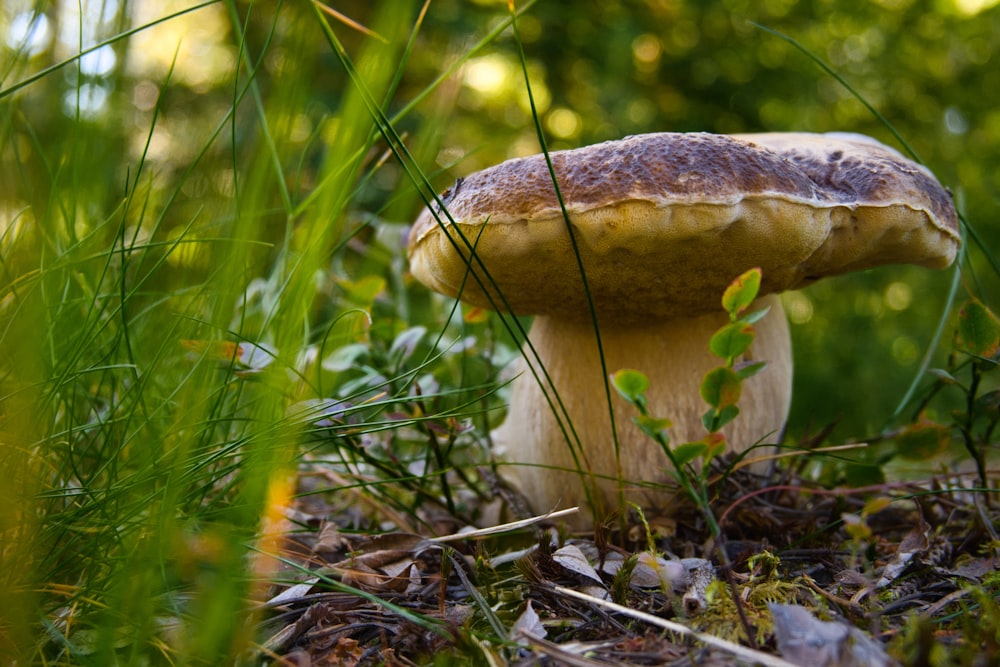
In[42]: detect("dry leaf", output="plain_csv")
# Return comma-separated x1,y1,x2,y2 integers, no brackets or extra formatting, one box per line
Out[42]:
632,552,702,594
552,544,604,584
511,600,547,643
875,515,931,588
268,580,320,608
770,603,899,667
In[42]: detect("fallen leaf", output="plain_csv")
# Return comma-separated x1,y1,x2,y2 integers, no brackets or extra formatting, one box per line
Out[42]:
511,600,546,644
875,515,931,588
552,544,604,584
770,603,899,667
634,552,688,592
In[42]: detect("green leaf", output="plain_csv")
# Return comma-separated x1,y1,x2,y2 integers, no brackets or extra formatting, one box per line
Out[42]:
338,274,386,309
612,369,649,403
634,414,672,442
676,433,727,466
895,418,950,461
709,322,755,360
861,496,892,517
322,342,369,372
841,513,871,540
721,267,762,318
700,366,742,409
673,441,708,467
702,404,740,432
974,389,1000,416
957,300,1000,358
735,360,767,380
704,433,727,460
927,368,959,385
389,325,427,362
739,306,771,325
842,462,885,486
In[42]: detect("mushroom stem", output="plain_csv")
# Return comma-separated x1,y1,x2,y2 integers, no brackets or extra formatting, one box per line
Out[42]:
492,294,792,528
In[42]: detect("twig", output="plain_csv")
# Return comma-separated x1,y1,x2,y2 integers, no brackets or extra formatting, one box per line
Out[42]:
430,507,578,542
553,586,800,667
515,632,630,666
922,587,972,618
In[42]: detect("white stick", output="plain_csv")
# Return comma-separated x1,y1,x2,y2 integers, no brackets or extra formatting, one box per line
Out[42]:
554,585,800,667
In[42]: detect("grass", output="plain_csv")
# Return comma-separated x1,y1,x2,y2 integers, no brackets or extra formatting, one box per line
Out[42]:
1,1,998,665
0,1,489,661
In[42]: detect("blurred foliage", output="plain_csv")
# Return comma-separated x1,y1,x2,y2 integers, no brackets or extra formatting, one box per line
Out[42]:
409,0,1000,441
2,0,998,437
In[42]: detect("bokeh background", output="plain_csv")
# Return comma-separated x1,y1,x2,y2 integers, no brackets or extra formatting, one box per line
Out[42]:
4,0,998,441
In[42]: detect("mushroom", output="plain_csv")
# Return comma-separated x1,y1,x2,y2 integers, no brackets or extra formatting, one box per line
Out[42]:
407,132,960,527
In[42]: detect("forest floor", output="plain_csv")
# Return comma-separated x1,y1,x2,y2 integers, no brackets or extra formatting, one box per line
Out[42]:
258,458,1000,666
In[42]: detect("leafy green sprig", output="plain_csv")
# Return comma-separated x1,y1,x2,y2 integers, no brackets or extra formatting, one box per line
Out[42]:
610,267,768,535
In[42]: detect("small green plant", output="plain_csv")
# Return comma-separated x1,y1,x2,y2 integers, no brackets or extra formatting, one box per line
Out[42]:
840,495,892,569
609,269,773,645
892,578,1000,666
611,266,769,536
947,300,1000,483
898,298,1000,487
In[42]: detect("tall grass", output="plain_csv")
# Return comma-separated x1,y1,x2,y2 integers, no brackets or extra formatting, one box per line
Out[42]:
0,1,503,662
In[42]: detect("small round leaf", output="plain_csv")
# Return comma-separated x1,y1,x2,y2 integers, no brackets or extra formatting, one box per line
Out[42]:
700,366,742,409
702,404,740,432
612,368,649,402
634,414,672,442
673,442,708,467
721,267,762,317
957,300,1000,358
709,322,755,360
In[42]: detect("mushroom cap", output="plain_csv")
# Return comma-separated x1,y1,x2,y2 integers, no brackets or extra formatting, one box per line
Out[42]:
407,132,960,322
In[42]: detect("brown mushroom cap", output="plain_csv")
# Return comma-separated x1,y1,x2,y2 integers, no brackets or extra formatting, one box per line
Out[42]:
408,132,960,323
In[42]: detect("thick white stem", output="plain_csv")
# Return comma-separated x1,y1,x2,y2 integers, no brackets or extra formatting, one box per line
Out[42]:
492,294,792,528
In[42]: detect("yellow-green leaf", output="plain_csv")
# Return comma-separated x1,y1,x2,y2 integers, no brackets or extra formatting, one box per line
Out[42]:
673,442,708,467
861,496,892,517
895,417,950,461
957,300,1000,358
709,321,755,360
721,267,762,318
700,366,742,409
612,369,649,402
